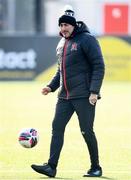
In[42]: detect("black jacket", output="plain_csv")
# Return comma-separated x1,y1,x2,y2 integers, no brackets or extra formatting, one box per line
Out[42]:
48,21,105,99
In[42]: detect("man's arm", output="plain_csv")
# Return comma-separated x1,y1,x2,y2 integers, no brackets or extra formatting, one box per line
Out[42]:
81,35,105,94
41,65,60,95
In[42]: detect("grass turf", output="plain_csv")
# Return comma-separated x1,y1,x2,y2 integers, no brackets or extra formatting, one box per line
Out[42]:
0,81,131,180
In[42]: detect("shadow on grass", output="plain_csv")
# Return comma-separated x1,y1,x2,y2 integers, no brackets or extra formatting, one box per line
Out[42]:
39,176,116,180
40,177,72,179
100,176,116,180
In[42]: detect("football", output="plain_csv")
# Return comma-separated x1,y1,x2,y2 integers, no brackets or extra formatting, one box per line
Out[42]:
18,128,39,148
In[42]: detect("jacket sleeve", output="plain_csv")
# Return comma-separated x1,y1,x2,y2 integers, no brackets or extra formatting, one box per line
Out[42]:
81,35,105,94
47,65,60,92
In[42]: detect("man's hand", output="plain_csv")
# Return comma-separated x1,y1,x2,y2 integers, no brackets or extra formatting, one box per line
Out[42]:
89,93,98,105
41,86,52,95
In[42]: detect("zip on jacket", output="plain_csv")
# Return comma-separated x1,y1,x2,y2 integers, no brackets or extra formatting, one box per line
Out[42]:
62,39,69,99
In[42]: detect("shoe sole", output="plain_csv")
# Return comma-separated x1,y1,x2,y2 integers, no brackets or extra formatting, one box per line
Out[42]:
31,165,55,177
83,174,102,177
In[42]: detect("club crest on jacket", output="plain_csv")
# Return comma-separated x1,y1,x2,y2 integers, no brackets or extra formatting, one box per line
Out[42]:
71,42,78,51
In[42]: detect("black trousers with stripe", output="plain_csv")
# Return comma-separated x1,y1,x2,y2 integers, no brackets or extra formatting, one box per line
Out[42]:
48,98,99,168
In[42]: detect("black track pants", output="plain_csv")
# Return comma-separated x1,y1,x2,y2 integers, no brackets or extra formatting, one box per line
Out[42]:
48,98,99,168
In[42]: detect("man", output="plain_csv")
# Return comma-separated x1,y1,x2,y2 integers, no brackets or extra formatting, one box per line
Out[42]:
31,6,105,178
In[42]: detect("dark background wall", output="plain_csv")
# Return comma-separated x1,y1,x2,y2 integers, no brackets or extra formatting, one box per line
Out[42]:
0,35,59,80
0,35,131,81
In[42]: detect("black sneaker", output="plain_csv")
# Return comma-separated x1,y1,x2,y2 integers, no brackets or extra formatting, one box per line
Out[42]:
83,166,102,177
31,163,57,177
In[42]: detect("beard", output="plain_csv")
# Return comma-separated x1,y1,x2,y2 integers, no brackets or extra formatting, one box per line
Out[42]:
62,31,71,38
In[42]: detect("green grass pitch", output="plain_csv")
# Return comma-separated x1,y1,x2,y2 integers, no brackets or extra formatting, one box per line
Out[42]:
0,81,131,180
